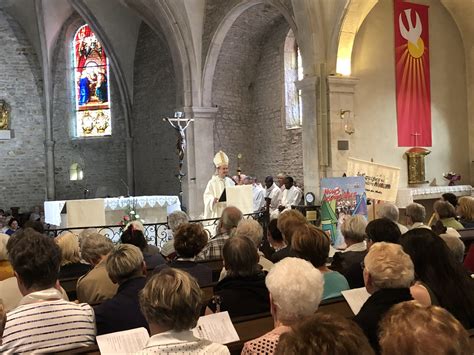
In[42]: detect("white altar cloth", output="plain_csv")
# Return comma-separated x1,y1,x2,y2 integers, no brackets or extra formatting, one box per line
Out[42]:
395,185,472,208
45,195,181,227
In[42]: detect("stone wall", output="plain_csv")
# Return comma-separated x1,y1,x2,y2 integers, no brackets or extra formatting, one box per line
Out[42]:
52,17,127,200
0,10,46,212
211,4,303,185
132,23,179,196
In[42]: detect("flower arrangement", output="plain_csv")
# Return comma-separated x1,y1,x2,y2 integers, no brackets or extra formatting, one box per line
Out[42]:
119,200,145,231
443,172,461,186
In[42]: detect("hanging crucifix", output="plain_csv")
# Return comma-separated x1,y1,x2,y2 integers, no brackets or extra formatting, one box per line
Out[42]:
163,112,194,208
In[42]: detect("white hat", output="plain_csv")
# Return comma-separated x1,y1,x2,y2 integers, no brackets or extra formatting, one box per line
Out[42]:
213,151,229,168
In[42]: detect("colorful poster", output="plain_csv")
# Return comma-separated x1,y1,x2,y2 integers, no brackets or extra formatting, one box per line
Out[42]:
320,177,367,246
347,158,400,202
394,0,431,147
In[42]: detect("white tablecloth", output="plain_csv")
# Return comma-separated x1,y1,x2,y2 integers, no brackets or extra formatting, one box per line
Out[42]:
45,195,181,227
395,185,472,208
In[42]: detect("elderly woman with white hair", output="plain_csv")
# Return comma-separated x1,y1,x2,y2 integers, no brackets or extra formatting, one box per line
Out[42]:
330,214,368,288
241,257,324,354
354,242,414,352
161,210,189,259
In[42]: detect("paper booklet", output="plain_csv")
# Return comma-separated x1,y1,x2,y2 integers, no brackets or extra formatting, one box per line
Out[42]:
341,287,371,315
96,311,240,354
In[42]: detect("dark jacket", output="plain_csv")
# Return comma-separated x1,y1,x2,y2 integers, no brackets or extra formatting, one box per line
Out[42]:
59,262,92,279
154,260,212,287
209,272,270,318
330,250,367,288
354,288,413,353
94,276,149,335
270,246,291,263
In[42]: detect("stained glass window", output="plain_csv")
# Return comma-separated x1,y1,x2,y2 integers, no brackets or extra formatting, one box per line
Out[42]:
73,24,111,137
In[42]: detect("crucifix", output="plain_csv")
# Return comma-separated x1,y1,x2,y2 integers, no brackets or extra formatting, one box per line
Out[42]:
163,112,194,209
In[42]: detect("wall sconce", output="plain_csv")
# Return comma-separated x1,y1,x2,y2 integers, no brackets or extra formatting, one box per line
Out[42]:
339,109,355,135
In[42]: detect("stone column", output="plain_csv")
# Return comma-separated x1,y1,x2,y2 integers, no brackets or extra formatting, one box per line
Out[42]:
296,76,321,198
125,136,134,195
181,106,218,219
327,76,359,177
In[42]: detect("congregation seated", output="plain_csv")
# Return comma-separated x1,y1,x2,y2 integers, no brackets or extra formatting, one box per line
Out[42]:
121,225,166,269
207,237,270,318
55,232,91,279
365,218,401,248
137,268,229,354
400,228,474,328
0,229,95,353
155,223,212,287
0,229,69,312
0,233,13,280
456,196,474,228
330,214,368,288
219,219,273,280
275,312,374,355
379,301,471,355
242,257,324,354
195,206,243,261
76,232,118,304
291,224,349,300
94,244,148,335
434,200,464,230
272,210,307,263
377,203,408,234
160,210,189,259
266,218,286,261
353,242,414,352
405,202,430,230
4,218,19,236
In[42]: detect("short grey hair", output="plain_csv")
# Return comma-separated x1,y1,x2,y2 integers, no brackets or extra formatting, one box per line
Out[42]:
106,244,144,284
377,203,400,223
434,200,456,219
439,234,465,262
234,219,263,248
405,203,426,223
167,211,189,232
0,233,9,261
341,215,367,243
266,257,324,323
80,232,114,264
364,242,414,289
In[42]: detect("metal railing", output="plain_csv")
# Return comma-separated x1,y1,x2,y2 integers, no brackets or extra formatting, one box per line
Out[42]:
44,212,265,249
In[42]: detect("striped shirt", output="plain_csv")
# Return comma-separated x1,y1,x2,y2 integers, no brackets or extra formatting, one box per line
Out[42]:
1,298,96,354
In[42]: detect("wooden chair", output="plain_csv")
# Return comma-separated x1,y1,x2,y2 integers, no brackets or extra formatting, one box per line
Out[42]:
196,259,224,282
59,276,80,300
318,296,355,319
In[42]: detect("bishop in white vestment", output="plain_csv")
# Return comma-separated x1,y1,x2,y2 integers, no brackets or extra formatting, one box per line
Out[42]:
203,151,235,219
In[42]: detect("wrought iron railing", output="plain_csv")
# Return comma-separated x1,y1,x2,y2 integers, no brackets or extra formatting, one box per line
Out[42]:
44,212,265,249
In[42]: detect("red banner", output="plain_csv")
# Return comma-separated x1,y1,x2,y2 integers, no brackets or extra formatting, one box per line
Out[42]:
394,0,431,147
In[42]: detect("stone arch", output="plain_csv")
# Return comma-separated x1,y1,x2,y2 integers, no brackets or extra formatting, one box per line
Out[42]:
336,0,378,75
202,0,297,107
121,0,195,108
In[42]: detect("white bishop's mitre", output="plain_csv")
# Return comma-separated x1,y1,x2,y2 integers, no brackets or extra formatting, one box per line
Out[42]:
213,151,229,168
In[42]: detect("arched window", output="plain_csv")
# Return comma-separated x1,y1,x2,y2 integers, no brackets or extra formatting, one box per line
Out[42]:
69,163,83,181
284,29,303,129
73,24,111,137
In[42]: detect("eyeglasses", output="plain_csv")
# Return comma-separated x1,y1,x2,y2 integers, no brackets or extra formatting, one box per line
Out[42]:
360,261,365,270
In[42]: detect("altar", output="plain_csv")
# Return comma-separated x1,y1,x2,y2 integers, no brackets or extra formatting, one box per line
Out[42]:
44,195,181,228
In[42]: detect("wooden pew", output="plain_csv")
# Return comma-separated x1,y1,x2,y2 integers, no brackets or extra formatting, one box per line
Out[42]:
59,276,80,300
225,296,354,354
